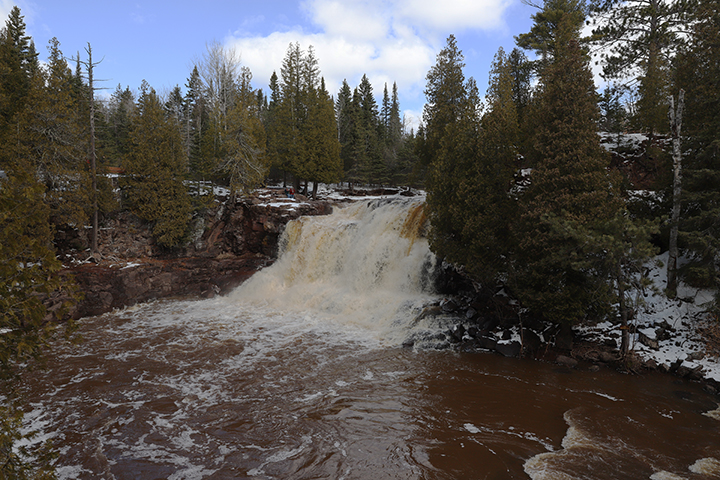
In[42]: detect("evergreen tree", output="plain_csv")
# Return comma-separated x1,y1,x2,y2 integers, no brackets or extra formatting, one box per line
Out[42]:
673,0,720,307
589,0,688,135
515,0,587,73
121,81,191,248
461,47,520,285
388,82,402,147
276,42,305,184
21,38,89,227
356,74,386,185
105,84,135,165
184,66,211,193
380,83,391,141
336,79,355,179
264,70,283,182
298,78,342,197
0,166,72,480
423,35,482,264
507,48,533,128
515,14,625,325
0,6,38,141
217,68,268,200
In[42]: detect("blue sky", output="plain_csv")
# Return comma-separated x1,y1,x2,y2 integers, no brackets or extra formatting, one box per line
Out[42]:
3,0,538,128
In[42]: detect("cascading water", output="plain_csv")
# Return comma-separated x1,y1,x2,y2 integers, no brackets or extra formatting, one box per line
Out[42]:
226,197,447,347
19,195,720,480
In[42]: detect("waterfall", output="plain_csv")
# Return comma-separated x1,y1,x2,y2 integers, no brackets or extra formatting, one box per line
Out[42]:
227,196,443,345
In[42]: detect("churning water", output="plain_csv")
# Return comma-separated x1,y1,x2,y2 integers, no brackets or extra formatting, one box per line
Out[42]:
23,197,720,479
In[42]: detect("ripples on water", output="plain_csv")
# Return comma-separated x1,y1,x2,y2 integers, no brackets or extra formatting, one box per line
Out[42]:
22,198,720,479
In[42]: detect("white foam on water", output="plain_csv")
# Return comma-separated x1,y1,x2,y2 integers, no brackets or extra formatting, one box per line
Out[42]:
650,471,687,480
703,404,720,421
465,423,482,434
689,457,720,475
224,197,442,348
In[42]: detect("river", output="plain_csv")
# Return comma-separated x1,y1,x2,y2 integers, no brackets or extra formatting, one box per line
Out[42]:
23,197,720,479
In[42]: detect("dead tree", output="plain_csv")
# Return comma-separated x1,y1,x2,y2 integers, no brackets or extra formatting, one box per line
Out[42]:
667,89,685,298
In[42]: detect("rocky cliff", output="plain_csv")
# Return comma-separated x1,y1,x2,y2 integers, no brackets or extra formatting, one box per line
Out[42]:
59,191,335,319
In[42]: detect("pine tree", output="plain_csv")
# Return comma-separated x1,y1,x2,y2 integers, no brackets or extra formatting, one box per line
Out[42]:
589,0,688,135
673,0,720,308
515,0,587,73
121,81,191,248
515,13,625,325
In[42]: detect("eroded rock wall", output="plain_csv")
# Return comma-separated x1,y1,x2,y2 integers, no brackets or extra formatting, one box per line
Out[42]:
62,196,334,319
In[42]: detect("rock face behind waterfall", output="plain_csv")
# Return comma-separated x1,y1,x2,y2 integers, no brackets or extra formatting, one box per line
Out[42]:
59,192,334,318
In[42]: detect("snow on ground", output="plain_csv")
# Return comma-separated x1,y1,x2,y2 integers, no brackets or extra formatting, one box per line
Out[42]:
598,131,649,153
576,251,720,382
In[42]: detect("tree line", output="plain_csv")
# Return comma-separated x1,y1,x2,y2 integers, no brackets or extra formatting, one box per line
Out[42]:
422,0,720,354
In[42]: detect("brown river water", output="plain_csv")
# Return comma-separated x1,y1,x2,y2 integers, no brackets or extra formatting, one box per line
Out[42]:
23,198,720,479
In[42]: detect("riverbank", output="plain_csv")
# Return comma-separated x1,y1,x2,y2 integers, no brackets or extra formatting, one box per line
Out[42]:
55,185,720,393
428,251,720,394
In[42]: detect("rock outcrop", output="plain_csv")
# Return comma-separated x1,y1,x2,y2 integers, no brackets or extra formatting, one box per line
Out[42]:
59,192,334,319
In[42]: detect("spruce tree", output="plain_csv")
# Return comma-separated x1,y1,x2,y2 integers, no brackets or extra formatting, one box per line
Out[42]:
105,84,135,164
184,66,211,194
673,0,720,307
336,79,355,180
356,75,386,186
515,14,625,325
298,78,342,197
276,42,305,185
264,71,283,182
0,6,38,141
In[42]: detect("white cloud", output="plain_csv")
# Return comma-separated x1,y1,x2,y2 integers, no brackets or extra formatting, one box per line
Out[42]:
0,1,12,21
227,0,515,114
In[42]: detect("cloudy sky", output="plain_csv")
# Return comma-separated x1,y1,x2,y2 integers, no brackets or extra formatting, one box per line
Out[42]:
2,0,538,127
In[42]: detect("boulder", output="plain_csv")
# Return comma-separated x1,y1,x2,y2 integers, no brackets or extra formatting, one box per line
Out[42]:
477,335,498,351
556,355,578,368
495,341,521,358
638,331,659,350
520,329,542,353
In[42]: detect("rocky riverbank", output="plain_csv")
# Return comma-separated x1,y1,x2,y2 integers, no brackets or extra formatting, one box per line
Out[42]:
56,188,335,319
424,265,720,394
